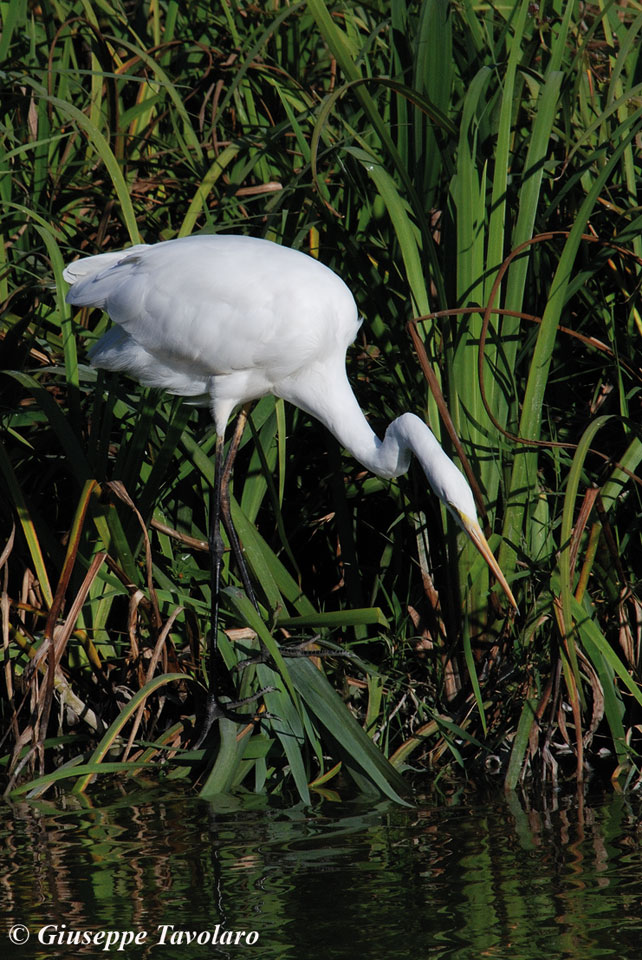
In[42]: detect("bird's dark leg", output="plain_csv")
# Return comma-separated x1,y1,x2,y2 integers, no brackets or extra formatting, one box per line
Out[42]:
208,432,226,685
220,410,346,672
196,405,335,742
218,405,259,610
196,414,271,745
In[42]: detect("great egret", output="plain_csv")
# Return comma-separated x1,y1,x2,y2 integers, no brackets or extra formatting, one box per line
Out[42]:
64,234,516,729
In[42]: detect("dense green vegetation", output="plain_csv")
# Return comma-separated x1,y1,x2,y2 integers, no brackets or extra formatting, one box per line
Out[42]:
1,0,641,802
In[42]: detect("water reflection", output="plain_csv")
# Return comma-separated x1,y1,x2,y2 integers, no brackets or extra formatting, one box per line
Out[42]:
2,783,641,959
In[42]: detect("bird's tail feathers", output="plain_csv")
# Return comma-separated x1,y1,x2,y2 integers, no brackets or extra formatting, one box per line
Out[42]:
63,245,149,304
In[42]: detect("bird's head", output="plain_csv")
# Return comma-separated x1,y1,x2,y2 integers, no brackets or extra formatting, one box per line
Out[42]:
411,423,517,610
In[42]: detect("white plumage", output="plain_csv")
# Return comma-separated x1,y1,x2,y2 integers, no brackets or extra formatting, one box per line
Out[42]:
64,233,515,609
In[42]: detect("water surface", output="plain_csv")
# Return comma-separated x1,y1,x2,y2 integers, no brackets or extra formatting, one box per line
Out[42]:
3,782,641,959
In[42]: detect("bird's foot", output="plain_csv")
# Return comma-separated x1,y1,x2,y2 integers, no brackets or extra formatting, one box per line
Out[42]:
235,639,354,671
194,686,276,747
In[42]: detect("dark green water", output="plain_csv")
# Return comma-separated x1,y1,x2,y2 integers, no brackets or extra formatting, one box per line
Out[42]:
3,783,642,959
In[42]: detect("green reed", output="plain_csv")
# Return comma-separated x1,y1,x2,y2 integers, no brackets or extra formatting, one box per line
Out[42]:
1,0,641,801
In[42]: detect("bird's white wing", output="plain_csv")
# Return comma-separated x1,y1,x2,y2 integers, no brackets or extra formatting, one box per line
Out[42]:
63,245,150,292
66,236,360,384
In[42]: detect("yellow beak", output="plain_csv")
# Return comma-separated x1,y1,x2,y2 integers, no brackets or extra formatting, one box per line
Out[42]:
457,512,518,611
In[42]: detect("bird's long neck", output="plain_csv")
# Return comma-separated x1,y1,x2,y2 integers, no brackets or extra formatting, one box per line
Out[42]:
276,360,434,480
276,356,483,547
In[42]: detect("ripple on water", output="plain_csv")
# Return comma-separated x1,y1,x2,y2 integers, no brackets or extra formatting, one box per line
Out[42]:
2,786,642,959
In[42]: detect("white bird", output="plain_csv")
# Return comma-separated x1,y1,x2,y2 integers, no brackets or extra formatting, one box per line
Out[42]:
64,234,516,729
